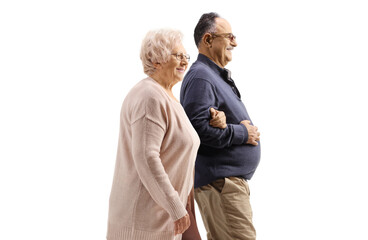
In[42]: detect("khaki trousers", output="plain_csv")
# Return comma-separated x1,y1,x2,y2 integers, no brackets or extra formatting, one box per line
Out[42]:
194,177,256,240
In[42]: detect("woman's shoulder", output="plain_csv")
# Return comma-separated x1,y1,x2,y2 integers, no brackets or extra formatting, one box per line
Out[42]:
123,78,169,124
128,77,166,102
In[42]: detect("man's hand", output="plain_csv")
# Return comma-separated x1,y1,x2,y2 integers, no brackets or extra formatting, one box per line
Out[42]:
240,120,260,146
209,108,227,129
174,213,190,235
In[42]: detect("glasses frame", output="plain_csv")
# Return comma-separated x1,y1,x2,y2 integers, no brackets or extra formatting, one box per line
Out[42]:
171,53,190,62
210,32,236,41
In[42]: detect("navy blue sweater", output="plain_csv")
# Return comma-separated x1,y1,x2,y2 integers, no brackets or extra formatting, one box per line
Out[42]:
180,54,261,188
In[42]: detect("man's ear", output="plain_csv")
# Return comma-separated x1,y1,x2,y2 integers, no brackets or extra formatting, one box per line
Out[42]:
202,33,213,48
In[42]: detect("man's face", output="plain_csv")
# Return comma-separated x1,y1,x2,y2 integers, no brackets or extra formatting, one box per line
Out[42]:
209,18,237,68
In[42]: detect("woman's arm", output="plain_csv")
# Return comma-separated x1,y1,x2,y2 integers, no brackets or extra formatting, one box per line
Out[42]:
131,116,187,221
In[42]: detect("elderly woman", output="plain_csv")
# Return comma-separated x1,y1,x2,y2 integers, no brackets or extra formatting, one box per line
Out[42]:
106,29,225,240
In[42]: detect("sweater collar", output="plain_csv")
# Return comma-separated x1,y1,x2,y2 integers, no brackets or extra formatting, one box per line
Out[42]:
196,53,241,99
196,53,226,76
196,54,233,81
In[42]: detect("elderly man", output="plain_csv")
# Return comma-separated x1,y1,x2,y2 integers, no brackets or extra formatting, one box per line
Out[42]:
180,12,261,240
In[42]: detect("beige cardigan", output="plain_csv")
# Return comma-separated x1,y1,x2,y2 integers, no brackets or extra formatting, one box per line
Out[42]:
107,78,200,240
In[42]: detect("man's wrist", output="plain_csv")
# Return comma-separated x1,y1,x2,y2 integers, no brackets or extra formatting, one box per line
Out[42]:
231,123,249,144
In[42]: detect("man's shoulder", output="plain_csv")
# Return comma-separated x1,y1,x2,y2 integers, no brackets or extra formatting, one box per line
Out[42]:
184,61,216,83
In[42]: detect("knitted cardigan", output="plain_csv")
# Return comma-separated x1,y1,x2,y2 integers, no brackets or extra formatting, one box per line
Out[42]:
107,77,200,240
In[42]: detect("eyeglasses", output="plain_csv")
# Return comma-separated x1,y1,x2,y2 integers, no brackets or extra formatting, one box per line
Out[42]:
211,33,236,41
171,53,190,62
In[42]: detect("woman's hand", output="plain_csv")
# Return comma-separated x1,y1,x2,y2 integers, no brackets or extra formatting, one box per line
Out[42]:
174,213,190,235
209,107,227,129
181,190,202,240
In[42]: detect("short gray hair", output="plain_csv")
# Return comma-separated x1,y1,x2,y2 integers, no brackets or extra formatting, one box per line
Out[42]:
194,12,220,48
140,29,183,76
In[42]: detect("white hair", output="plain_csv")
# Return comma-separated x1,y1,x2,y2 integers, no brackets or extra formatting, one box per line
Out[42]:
140,29,183,76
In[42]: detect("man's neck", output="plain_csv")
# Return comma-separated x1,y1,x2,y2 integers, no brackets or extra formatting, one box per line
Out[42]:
198,50,225,69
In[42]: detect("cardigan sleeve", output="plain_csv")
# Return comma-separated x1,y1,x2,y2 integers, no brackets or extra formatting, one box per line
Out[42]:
130,112,187,221
181,78,248,148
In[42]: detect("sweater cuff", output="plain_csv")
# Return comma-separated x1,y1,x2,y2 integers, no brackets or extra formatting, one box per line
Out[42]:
231,123,249,145
167,196,187,221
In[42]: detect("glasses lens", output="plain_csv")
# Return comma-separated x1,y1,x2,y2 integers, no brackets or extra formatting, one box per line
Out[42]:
180,54,190,61
212,33,235,41
172,53,190,62
228,34,235,40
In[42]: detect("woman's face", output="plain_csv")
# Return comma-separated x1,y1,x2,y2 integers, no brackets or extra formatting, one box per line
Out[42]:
159,43,189,84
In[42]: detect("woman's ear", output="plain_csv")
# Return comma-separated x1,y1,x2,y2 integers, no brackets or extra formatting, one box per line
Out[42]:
153,62,161,69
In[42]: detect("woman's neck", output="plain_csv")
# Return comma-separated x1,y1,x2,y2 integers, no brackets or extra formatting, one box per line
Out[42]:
150,75,179,102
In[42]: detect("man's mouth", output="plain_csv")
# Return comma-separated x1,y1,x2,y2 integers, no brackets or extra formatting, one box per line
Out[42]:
176,68,185,73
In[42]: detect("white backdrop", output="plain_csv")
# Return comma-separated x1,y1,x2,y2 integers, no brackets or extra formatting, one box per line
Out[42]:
1,0,368,239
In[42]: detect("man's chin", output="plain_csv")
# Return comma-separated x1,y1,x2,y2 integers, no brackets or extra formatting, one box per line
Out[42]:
225,56,232,65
